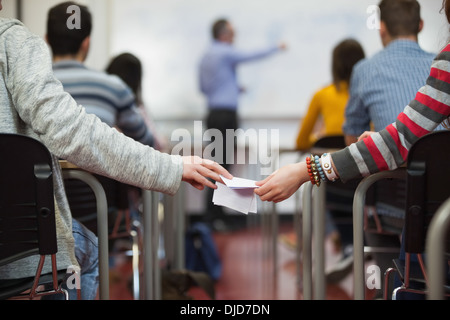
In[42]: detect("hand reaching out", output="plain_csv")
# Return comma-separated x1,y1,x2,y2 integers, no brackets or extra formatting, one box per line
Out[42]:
358,131,376,141
254,162,309,203
181,156,233,190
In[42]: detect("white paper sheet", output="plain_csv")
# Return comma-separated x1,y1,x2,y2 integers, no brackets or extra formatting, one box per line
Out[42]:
212,176,259,214
221,176,259,189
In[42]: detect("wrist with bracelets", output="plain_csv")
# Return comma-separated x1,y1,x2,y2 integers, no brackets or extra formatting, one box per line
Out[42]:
306,153,339,186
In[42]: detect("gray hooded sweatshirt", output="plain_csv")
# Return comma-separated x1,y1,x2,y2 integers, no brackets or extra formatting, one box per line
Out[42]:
0,18,183,279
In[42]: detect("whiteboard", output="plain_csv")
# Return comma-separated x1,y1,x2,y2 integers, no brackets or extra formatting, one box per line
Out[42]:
110,0,448,121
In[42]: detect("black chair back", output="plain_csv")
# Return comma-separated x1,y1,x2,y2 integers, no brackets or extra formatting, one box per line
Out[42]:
0,133,57,265
405,130,450,254
313,135,346,149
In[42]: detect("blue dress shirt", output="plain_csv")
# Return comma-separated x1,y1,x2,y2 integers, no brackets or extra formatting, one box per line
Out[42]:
343,39,439,136
199,40,280,111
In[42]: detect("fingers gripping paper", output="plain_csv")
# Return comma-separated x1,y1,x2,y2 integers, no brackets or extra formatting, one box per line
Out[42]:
212,176,259,214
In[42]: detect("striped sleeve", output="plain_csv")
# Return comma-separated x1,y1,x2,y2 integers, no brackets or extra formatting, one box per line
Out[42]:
117,106,155,147
332,44,450,183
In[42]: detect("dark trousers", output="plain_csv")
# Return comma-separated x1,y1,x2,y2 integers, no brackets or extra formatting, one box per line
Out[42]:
206,108,239,170
204,108,239,222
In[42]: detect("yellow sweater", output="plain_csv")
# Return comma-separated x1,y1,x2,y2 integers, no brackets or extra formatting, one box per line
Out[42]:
296,82,348,151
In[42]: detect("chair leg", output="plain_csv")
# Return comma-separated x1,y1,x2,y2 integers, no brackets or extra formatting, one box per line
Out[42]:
417,254,428,285
110,209,134,240
51,254,72,300
131,226,141,300
111,210,125,238
392,286,404,300
29,256,46,299
384,267,397,300
27,255,68,300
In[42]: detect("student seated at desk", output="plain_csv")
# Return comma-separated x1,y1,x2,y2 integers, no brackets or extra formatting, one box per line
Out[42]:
295,38,365,151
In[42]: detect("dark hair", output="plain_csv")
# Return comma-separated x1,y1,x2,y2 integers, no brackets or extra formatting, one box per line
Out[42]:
379,0,421,37
212,18,229,40
106,53,143,105
444,0,450,128
46,1,92,56
332,39,365,90
442,0,450,24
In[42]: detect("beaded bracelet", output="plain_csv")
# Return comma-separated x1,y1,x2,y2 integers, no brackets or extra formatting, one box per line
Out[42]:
309,154,321,187
314,155,327,182
306,156,316,185
321,153,338,182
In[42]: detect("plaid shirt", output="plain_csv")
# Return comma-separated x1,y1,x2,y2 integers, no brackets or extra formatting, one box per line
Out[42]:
343,40,438,135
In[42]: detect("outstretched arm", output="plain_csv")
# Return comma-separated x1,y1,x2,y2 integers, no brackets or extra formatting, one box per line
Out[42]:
255,161,311,203
255,153,341,203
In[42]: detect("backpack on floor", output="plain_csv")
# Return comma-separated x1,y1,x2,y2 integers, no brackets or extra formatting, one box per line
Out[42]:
185,222,222,281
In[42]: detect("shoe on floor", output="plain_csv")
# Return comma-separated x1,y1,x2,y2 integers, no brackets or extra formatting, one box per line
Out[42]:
325,246,371,284
325,252,354,284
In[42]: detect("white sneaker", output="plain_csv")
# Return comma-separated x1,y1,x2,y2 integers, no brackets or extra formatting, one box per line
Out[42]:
325,253,354,284
325,246,370,284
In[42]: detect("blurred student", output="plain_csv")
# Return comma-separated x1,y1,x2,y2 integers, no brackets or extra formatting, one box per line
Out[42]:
47,2,155,148
199,17,286,231
106,52,168,152
296,38,365,151
344,0,439,144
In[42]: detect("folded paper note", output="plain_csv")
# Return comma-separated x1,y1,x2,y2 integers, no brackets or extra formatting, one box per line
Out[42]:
220,176,259,189
212,176,259,214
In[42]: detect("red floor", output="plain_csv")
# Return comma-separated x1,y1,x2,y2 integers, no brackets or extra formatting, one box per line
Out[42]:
108,222,377,300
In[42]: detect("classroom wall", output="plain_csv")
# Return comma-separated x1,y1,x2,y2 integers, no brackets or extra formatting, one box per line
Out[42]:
110,0,448,123
0,0,16,17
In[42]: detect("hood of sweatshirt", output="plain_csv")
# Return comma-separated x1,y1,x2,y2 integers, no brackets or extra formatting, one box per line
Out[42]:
0,17,23,36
